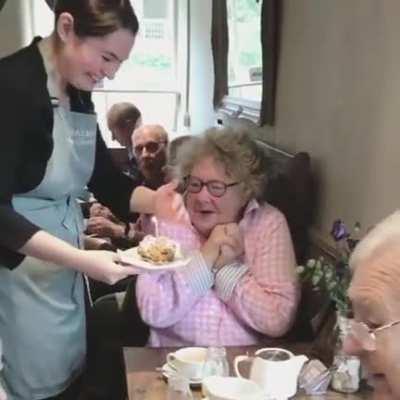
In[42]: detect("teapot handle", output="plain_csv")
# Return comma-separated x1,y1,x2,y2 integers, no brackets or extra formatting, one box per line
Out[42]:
234,355,253,379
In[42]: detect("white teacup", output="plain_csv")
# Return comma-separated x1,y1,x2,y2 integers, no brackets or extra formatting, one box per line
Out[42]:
202,376,264,400
166,347,207,380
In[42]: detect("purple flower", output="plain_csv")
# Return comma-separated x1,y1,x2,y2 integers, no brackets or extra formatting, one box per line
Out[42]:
330,219,350,242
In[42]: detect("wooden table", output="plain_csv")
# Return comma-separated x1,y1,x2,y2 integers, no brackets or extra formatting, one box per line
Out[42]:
124,345,372,400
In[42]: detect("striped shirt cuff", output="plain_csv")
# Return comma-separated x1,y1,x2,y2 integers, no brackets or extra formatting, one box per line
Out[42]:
179,251,214,296
214,262,248,302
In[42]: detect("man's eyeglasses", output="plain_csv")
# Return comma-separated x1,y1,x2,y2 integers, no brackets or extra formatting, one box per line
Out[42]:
183,175,240,198
134,141,166,156
348,320,400,351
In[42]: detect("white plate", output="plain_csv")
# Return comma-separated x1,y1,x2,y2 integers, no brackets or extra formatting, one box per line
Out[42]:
117,247,191,273
161,363,203,387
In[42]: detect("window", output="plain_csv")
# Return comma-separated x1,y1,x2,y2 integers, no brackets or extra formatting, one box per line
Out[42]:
143,21,165,39
31,0,53,38
32,0,180,147
227,0,262,102
94,0,179,147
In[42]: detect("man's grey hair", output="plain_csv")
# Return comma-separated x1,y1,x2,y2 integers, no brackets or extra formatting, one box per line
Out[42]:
107,102,141,130
350,210,400,271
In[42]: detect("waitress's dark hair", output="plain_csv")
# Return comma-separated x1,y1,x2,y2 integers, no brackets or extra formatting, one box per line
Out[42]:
54,0,139,38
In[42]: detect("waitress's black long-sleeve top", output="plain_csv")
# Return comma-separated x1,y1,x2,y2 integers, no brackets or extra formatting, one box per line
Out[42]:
0,38,140,268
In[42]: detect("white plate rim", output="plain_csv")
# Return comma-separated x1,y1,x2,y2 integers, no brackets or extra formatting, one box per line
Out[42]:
117,247,191,272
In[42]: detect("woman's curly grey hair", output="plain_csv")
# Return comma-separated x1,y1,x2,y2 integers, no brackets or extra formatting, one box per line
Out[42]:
174,127,269,201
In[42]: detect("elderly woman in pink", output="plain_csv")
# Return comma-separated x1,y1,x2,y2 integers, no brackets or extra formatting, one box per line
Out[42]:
136,128,300,346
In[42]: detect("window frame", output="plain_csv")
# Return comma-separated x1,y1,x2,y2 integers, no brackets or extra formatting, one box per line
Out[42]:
92,0,180,145
213,0,280,127
92,88,181,135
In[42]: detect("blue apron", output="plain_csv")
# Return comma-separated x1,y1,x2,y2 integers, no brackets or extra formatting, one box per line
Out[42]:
0,105,97,399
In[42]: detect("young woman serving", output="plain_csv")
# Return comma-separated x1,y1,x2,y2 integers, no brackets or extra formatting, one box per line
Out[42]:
0,1,183,398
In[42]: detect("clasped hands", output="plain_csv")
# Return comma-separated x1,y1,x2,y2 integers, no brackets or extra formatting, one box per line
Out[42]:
152,182,244,271
201,223,244,272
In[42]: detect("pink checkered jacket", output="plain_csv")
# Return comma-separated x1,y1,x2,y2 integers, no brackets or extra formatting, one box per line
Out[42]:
136,200,300,347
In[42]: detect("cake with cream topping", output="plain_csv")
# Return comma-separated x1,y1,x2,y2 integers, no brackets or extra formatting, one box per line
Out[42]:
137,235,179,264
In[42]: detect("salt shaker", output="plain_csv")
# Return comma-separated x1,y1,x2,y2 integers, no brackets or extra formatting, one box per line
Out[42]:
166,374,193,400
331,354,360,393
331,313,360,393
202,347,230,379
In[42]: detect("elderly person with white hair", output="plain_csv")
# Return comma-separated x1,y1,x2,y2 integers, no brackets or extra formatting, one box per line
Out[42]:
136,127,300,346
344,211,400,400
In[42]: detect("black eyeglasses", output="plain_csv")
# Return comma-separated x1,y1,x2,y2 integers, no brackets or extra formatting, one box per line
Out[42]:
134,140,166,156
183,175,240,197
348,319,400,351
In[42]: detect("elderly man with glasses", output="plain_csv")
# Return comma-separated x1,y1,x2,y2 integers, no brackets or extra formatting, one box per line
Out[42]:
131,124,169,190
86,125,169,245
344,211,400,400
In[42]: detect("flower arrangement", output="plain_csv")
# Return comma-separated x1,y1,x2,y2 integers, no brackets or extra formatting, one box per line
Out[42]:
297,220,361,316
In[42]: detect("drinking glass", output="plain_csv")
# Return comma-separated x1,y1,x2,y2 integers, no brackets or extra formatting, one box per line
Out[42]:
202,346,230,379
166,374,193,400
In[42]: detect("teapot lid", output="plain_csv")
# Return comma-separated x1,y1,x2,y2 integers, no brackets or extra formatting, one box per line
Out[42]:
256,348,292,361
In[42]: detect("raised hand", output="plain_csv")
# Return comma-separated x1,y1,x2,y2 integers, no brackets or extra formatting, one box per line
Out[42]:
154,180,190,224
86,216,124,238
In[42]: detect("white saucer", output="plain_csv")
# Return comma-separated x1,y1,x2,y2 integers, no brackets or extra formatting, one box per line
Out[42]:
161,363,203,387
118,248,191,273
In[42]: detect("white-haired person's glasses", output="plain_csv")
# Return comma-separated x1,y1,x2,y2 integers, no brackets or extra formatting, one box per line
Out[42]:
348,320,400,351
183,175,240,198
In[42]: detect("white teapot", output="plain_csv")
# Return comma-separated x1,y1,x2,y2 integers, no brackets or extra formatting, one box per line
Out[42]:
234,347,308,400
